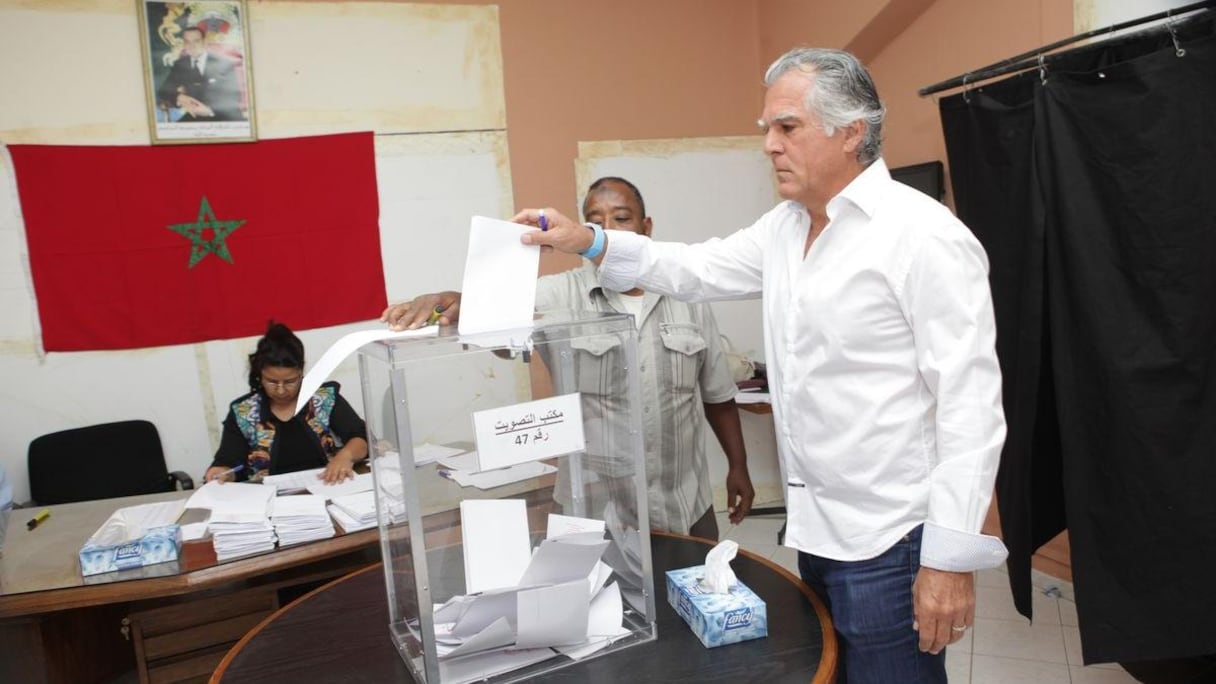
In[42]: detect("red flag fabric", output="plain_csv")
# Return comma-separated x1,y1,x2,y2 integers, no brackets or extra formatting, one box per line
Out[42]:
10,132,386,351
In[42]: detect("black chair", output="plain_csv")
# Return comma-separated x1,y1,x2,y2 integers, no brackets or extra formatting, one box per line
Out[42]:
28,420,194,505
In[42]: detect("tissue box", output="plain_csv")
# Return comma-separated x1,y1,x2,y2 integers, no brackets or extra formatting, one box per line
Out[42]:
79,524,182,576
666,565,768,648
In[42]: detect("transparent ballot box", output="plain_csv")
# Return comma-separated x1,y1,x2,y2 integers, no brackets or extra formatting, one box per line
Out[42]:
358,311,657,683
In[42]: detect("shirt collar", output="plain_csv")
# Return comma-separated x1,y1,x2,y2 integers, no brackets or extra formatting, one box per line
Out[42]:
827,157,890,222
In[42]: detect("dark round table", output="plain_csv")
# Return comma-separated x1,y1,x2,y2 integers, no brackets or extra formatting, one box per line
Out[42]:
213,533,837,683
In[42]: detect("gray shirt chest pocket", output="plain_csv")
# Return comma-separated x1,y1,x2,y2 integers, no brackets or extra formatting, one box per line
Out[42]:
659,324,707,394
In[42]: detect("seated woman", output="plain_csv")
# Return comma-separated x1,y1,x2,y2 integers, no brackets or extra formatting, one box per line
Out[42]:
203,322,368,485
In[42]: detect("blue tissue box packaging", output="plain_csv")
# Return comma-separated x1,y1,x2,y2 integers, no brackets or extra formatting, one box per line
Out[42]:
665,565,768,648
79,524,182,576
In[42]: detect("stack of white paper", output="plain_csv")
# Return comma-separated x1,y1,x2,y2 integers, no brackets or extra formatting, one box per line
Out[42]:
261,468,324,494
327,490,379,532
271,494,335,546
305,471,374,500
439,450,557,490
191,482,278,561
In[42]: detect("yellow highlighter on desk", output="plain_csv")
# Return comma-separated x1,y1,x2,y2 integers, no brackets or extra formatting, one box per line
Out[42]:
27,508,50,531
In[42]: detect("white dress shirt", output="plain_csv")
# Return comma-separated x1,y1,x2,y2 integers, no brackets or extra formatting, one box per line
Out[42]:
598,159,1008,570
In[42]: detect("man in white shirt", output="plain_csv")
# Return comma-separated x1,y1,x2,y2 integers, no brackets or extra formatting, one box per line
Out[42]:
515,48,1007,683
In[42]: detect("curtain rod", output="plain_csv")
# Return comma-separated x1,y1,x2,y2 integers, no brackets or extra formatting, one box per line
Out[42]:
918,0,1215,97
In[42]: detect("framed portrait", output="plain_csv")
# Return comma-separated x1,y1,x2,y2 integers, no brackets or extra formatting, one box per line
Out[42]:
137,0,257,144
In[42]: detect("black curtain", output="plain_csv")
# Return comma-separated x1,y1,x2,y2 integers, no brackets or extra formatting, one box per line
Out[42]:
940,16,1216,666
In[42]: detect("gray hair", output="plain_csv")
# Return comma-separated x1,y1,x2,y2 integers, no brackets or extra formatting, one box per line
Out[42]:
764,48,886,166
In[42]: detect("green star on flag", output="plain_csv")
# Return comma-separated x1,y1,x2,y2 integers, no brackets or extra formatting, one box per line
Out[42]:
167,195,246,268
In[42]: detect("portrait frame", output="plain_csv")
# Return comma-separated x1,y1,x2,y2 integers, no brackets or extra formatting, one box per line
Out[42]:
137,0,257,144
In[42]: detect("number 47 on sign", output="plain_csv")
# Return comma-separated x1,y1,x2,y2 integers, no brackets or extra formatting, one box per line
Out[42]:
472,393,586,471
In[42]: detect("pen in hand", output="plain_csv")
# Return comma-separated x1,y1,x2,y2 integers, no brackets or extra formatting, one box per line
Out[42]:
538,208,549,231
426,306,445,326
27,508,50,531
210,464,244,483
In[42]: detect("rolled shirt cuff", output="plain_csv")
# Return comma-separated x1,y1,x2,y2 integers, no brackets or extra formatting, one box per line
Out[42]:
596,229,645,292
920,520,1008,572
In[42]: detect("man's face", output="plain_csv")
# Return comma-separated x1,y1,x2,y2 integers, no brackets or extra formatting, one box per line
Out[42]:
758,71,861,208
182,29,205,58
582,182,652,237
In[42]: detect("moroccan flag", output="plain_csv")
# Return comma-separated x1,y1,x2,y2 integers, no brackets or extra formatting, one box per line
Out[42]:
9,132,386,351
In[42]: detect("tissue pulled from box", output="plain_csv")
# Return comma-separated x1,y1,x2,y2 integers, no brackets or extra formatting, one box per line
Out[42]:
703,539,739,593
79,500,184,576
666,564,767,648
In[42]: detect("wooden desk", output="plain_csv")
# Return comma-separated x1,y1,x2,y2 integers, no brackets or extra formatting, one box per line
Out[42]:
0,469,557,684
0,491,383,684
213,534,837,683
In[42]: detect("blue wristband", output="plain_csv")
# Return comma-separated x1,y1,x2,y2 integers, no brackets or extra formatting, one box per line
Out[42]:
580,222,606,259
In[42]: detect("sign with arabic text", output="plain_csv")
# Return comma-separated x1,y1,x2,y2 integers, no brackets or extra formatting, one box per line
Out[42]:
472,393,585,471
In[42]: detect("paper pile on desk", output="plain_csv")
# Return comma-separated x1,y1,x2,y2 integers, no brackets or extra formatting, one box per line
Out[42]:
261,468,374,499
438,450,557,490
327,490,378,532
188,482,278,561
431,502,631,674
271,494,335,546
79,499,185,576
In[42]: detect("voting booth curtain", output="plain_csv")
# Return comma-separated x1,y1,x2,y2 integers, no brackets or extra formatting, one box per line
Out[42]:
940,17,1216,665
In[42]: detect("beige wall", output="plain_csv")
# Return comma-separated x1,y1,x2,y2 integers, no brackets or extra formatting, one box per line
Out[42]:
437,0,766,274
431,0,1073,266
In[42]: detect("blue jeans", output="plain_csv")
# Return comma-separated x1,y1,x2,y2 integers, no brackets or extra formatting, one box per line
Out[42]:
798,526,947,684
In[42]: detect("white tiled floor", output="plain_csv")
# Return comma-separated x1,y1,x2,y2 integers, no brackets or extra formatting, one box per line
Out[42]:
720,511,1139,684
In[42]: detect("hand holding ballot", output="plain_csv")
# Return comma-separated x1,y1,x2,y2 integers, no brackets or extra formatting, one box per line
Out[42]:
512,207,600,259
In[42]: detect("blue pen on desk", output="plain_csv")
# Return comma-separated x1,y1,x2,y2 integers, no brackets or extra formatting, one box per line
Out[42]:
211,464,244,482
437,469,455,481
538,208,549,231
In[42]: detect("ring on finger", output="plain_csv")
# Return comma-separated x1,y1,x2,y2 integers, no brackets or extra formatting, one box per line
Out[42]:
951,625,968,632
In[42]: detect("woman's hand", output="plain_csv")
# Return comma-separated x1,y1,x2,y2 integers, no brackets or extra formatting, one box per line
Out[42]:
381,291,462,331
321,453,358,484
203,465,238,484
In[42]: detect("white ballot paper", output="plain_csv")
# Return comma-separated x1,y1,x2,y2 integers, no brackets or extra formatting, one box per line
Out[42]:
305,471,374,500
460,499,532,593
446,461,557,490
185,481,274,517
518,532,611,587
546,513,606,539
415,443,468,466
555,581,630,660
430,508,618,674
457,216,540,336
294,325,439,414
515,580,591,648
